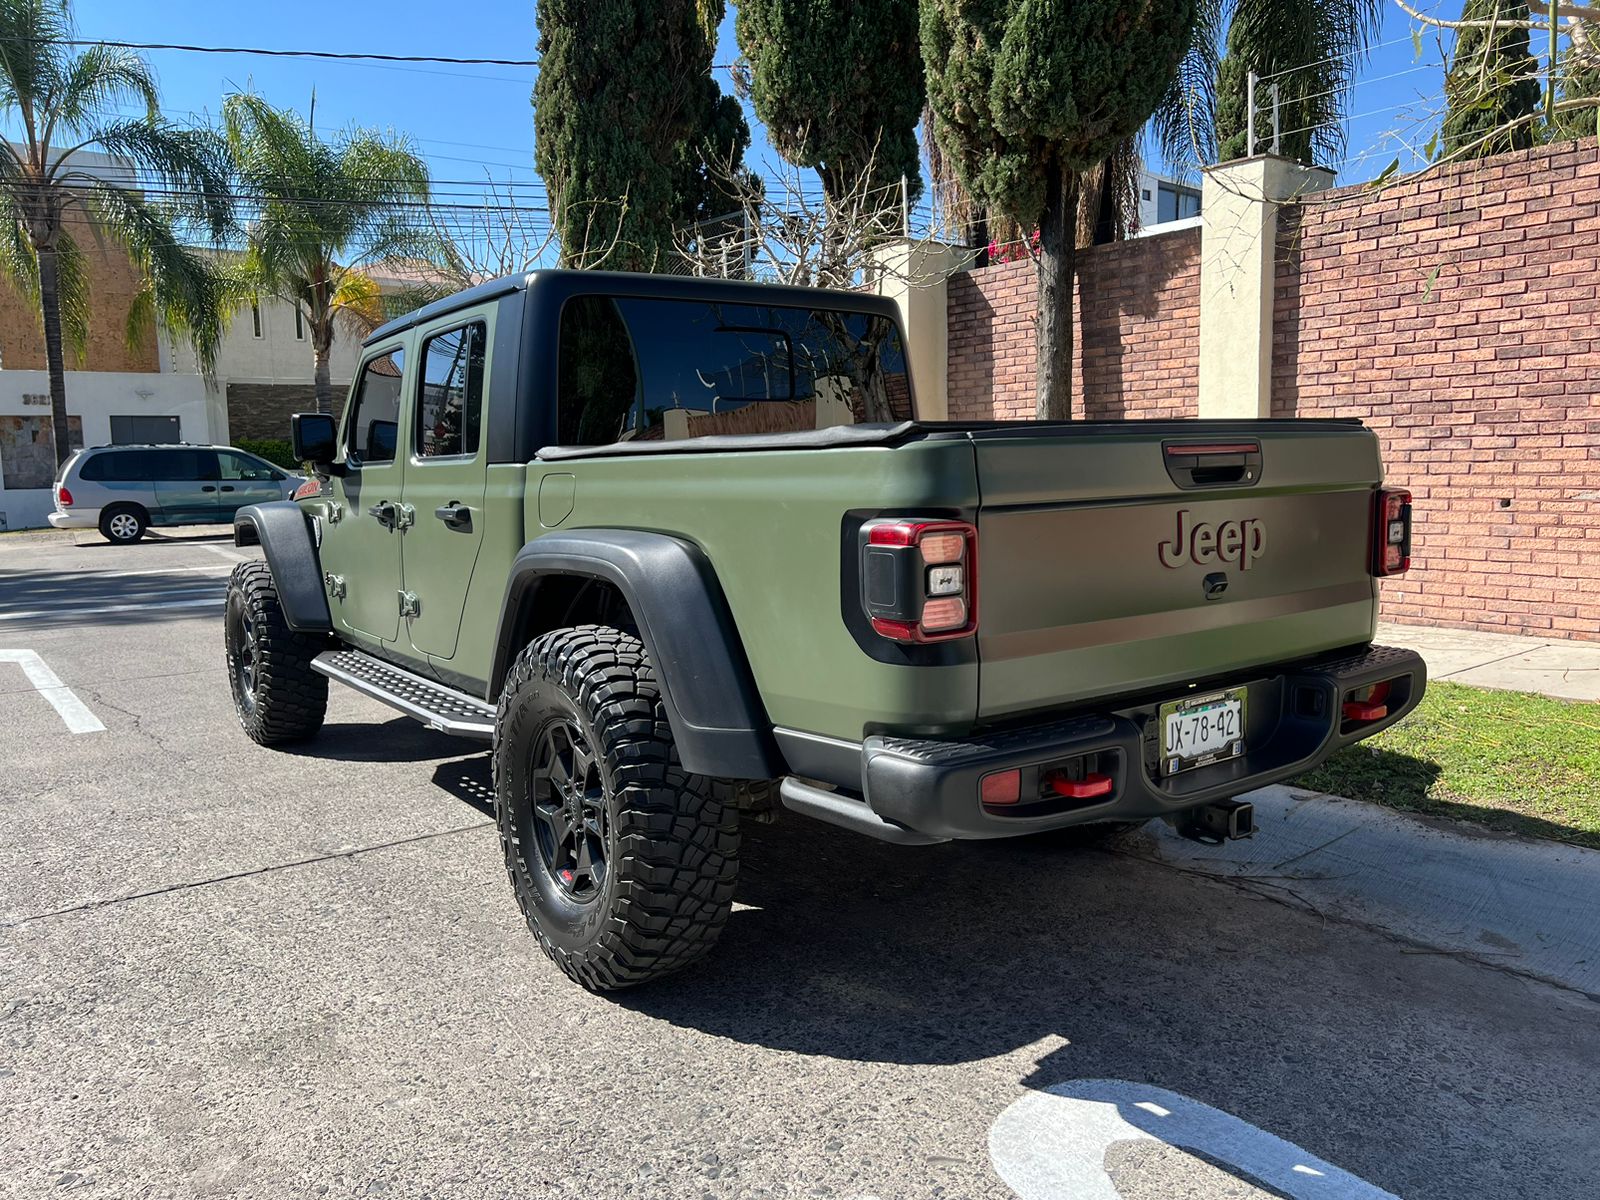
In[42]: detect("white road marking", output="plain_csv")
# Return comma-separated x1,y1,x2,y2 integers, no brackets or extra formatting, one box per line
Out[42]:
0,649,105,734
198,543,250,563
0,595,223,623
57,565,234,579
990,1079,1396,1200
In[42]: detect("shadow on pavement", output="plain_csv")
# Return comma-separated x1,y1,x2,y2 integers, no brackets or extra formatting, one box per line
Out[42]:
0,565,229,627
617,811,1599,1197
287,717,479,764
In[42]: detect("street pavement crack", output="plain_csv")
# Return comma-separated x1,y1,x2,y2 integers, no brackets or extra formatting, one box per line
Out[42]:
2,821,495,928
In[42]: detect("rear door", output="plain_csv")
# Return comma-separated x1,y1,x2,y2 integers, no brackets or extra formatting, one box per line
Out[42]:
971,424,1382,721
321,343,409,645
400,309,493,660
151,448,220,525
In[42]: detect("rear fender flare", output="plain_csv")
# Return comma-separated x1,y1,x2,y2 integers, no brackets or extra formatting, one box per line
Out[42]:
233,502,332,634
491,530,780,780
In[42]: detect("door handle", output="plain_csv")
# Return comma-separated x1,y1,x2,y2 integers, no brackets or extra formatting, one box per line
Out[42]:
434,502,472,529
201,485,216,493
220,485,236,492
367,500,397,527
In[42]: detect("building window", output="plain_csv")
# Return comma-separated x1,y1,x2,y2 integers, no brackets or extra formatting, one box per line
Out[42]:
1141,189,1151,201
110,415,181,445
251,303,263,339
1156,182,1202,223
294,306,305,341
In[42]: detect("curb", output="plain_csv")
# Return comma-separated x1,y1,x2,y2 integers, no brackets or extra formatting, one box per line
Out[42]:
1128,784,1600,998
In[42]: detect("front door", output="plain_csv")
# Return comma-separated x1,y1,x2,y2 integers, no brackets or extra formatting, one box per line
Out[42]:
151,447,220,525
322,343,409,645
401,312,492,660
215,449,288,518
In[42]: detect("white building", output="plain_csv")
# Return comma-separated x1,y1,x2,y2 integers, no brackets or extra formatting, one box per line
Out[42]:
1136,168,1203,233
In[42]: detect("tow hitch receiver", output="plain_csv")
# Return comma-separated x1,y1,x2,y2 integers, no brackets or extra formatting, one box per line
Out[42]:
1176,799,1255,845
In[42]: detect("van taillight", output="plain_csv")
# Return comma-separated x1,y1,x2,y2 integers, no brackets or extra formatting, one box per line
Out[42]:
860,519,978,642
56,485,72,506
1372,488,1411,576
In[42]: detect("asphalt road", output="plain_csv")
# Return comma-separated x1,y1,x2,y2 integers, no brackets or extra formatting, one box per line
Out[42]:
3,531,1599,1199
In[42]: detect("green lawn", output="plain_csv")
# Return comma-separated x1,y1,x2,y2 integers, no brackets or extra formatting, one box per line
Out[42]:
1295,681,1600,850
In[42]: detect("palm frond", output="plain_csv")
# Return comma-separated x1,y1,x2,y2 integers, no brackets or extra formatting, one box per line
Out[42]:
0,0,74,143
43,43,159,150
85,181,232,373
61,118,232,237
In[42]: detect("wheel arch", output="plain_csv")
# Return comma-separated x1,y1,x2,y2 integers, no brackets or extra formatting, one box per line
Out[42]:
233,501,333,634
491,530,781,780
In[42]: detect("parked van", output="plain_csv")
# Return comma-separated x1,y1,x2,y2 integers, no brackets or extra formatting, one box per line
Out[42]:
49,444,305,544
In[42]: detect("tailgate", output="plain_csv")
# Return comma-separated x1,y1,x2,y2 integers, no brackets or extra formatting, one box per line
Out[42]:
973,422,1381,721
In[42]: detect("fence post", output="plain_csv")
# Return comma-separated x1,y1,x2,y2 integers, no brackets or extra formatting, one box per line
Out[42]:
1197,156,1334,419
1246,70,1258,157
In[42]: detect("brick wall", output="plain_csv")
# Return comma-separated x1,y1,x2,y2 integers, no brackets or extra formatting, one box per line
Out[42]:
227,382,320,441
1273,141,1600,641
947,226,1201,421
0,210,158,372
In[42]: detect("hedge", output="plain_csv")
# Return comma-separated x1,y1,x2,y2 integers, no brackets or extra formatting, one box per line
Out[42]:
234,437,300,470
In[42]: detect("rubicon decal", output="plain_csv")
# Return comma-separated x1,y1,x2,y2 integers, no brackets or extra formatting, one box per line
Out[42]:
1158,510,1266,571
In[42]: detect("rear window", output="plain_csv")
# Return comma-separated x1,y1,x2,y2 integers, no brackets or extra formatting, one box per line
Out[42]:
555,296,911,445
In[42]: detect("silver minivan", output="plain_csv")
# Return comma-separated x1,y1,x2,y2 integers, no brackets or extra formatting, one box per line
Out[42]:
49,444,305,544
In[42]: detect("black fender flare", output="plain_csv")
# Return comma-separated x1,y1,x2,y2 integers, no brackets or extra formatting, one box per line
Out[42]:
490,529,781,780
233,502,332,634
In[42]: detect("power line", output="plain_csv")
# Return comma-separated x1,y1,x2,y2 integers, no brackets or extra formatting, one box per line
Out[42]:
0,32,738,72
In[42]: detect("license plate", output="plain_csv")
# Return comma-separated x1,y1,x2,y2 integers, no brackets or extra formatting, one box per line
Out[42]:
1159,688,1247,775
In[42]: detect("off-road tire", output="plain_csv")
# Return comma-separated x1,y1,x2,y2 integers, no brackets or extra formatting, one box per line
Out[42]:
224,561,328,745
98,504,147,544
494,624,740,991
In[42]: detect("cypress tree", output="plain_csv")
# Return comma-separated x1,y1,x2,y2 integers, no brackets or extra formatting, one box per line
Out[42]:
1549,39,1600,142
534,0,750,270
1441,0,1541,159
923,0,1197,419
735,0,924,208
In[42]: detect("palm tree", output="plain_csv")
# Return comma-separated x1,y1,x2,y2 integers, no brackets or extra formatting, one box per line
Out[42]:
0,0,233,464
223,92,459,414
1154,0,1387,172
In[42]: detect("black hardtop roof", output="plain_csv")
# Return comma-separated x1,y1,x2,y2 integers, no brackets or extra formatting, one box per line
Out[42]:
362,269,904,348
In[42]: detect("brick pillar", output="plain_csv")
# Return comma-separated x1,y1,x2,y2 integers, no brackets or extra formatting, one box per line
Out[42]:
1198,155,1333,418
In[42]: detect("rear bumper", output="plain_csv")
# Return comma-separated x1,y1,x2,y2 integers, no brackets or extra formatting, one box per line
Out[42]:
783,644,1426,842
46,509,97,529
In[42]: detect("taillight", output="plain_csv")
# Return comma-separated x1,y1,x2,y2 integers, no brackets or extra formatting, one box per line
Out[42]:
56,485,72,506
860,518,978,642
1372,488,1411,576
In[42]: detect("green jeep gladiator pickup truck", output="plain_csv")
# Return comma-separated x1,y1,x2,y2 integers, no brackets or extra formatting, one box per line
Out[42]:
225,270,1425,991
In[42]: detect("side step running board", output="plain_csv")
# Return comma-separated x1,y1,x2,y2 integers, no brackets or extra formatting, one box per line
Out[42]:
312,650,496,741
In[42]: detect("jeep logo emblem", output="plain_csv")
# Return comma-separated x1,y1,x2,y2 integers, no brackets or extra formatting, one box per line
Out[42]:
1158,510,1266,572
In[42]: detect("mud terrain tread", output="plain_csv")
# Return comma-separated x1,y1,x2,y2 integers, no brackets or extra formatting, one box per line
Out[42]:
494,624,740,990
227,561,328,745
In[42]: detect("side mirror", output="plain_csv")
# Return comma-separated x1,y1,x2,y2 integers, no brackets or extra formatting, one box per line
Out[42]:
291,412,341,475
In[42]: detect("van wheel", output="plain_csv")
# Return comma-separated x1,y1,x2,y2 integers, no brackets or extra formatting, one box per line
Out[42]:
494,625,740,991
224,562,328,745
99,504,147,544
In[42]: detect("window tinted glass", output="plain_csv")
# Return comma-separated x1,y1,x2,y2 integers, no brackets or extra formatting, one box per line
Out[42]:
347,348,405,465
417,322,485,458
555,296,911,445
77,452,108,481
109,415,180,444
142,448,214,480
218,451,281,481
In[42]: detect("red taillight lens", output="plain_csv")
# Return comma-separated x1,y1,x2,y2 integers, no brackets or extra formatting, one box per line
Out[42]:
1372,488,1412,576
980,769,1021,807
56,485,73,506
862,519,978,642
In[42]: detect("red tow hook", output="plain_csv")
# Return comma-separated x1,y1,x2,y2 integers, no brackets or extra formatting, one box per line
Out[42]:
1045,772,1114,800
1343,682,1392,723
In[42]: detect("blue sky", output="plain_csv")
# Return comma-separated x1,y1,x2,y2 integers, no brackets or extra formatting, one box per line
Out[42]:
61,1,1508,209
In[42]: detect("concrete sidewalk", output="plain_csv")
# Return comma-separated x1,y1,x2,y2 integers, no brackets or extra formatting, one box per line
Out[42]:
1379,620,1600,702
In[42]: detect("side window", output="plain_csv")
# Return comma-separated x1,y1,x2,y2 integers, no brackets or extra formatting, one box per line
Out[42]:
218,451,281,482
78,454,109,482
346,347,405,466
416,321,486,459
142,448,213,480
